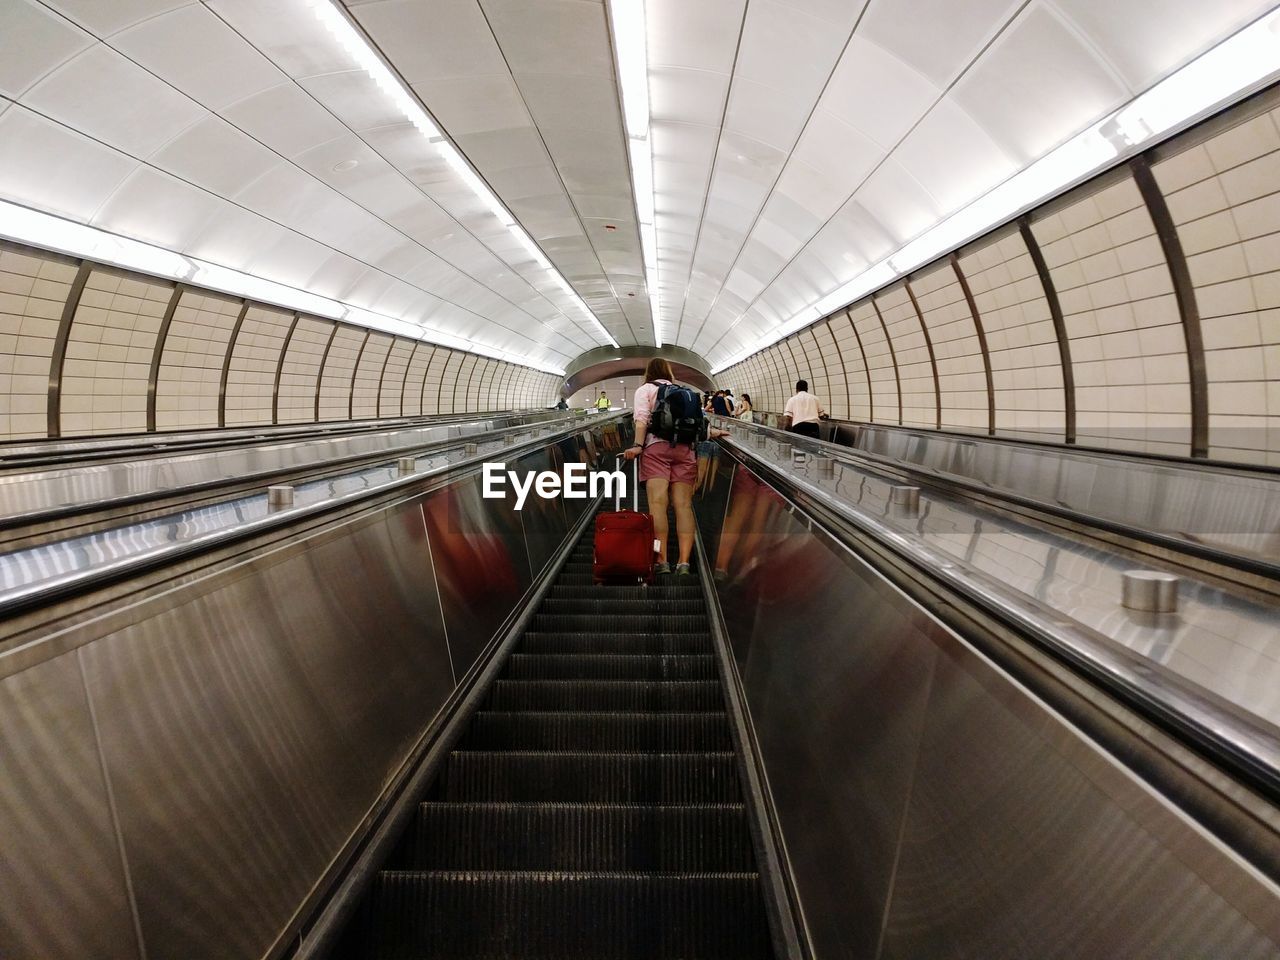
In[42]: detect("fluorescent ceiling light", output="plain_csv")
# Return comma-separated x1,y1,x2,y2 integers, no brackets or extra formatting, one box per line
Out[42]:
713,7,1280,375
309,0,616,349
0,199,565,375
608,0,662,347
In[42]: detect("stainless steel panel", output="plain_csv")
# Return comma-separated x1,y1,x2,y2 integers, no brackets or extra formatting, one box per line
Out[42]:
514,447,570,578
423,475,533,681
78,505,453,960
882,642,1280,959
0,654,141,960
713,464,937,959
708,457,1280,959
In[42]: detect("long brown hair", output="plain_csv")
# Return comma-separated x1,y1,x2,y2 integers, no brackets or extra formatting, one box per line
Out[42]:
643,357,674,383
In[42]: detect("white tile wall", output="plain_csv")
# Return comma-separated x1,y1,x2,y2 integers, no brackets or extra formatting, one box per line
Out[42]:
437,349,465,414
224,304,294,427
910,261,988,433
0,242,78,438
958,230,1066,440
1156,108,1280,465
401,342,433,416
318,327,366,422
850,300,900,424
378,339,416,418
1032,176,1191,455
821,312,860,420
876,285,936,429
451,353,478,413
61,268,171,436
276,316,333,424
422,347,452,414
155,290,243,431
351,332,392,420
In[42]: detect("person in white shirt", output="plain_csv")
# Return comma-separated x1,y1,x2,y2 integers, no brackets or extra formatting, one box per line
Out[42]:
783,380,825,438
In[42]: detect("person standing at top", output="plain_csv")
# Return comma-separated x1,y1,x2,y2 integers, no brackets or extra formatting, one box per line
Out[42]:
623,358,728,576
596,391,610,412
735,392,754,423
555,396,569,410
783,379,825,438
710,390,733,416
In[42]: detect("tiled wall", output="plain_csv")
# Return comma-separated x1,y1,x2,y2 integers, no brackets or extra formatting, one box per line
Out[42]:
0,241,558,442
0,242,78,438
715,90,1280,466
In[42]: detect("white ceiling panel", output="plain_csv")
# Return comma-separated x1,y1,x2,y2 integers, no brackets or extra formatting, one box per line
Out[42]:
892,98,1016,213
92,165,225,247
858,0,1023,88
348,0,509,81
150,115,282,197
219,82,351,160
0,1,92,99
41,0,190,38
820,36,939,151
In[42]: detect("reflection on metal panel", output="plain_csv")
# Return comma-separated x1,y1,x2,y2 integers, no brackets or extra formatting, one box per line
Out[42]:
78,509,453,960
423,476,531,682
513,448,569,577
0,653,141,960
709,458,1280,959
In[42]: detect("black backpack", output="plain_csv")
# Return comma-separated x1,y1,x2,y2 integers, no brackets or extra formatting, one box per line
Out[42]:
650,383,708,446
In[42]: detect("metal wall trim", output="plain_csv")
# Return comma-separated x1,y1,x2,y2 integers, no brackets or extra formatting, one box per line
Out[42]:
842,308,874,422
146,283,186,434
804,326,834,419
217,301,251,430
950,255,996,436
869,295,904,425
46,261,93,439
783,337,803,394
347,329,372,422
436,349,455,415
902,279,942,430
374,334,397,419
1130,156,1210,458
398,342,422,416
272,312,301,426
419,345,439,413
1018,217,1077,444
313,321,339,424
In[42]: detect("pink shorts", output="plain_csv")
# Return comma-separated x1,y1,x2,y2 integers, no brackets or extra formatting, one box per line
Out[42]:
639,440,698,486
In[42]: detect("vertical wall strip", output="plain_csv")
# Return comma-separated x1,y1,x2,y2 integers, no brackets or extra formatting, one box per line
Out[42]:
313,321,339,423
1018,217,1077,444
374,335,396,418
821,316,851,419
1129,156,1210,457
347,329,371,422
902,280,942,430
419,344,439,413
869,296,904,424
436,350,453,414
145,284,185,433
217,302,250,430
806,327,835,417
950,254,996,435
46,261,93,439
843,309,874,422
399,342,422,416
271,312,301,425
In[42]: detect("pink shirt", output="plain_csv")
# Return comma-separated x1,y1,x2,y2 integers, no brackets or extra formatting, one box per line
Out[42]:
633,379,670,446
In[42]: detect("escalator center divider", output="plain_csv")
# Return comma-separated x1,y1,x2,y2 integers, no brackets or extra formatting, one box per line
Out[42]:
338,487,776,958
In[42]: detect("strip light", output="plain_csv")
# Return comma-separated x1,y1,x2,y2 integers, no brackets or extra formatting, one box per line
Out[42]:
0,198,567,374
712,8,1280,374
309,0,617,349
608,0,663,347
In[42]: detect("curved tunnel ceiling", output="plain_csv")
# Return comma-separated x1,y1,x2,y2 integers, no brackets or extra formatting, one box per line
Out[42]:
0,0,1276,377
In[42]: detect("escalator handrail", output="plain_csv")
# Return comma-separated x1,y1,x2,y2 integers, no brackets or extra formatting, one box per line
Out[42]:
717,432,1280,802
0,412,631,622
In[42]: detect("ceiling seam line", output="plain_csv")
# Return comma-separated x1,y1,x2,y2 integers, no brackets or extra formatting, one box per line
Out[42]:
35,1,590,357
701,0,1037,359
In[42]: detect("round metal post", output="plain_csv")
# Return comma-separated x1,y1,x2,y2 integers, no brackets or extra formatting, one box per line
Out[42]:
398,457,417,474
267,484,294,508
1121,570,1179,613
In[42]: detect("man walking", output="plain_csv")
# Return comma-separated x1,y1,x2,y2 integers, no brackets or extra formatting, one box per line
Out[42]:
782,379,825,439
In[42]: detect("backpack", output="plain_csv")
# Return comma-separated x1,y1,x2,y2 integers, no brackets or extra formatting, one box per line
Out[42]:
650,382,708,446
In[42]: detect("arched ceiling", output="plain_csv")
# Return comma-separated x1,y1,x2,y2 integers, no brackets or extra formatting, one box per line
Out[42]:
1,0,1275,375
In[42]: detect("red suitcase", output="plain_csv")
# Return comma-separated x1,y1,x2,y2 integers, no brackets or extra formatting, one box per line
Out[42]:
593,458,657,584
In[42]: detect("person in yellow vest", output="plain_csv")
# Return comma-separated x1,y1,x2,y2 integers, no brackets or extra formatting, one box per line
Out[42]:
596,391,610,412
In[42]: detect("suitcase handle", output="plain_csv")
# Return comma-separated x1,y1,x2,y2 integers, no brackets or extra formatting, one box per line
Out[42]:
614,450,639,513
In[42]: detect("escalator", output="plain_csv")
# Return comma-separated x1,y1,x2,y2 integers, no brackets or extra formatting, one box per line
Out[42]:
339,500,776,959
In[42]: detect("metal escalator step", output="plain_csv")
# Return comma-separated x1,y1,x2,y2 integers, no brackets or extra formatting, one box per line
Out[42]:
412,802,753,871
433,752,740,803
486,679,723,712
518,632,712,655
504,654,717,681
531,613,708,633
360,870,771,959
539,599,707,616
462,712,731,751
548,585,702,600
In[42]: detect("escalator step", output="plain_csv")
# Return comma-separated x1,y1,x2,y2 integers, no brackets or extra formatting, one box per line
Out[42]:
360,870,771,959
518,632,712,655
412,802,753,871
539,599,707,616
462,712,731,751
531,613,708,633
548,585,702,600
486,679,723,712
504,654,717,680
434,752,740,802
